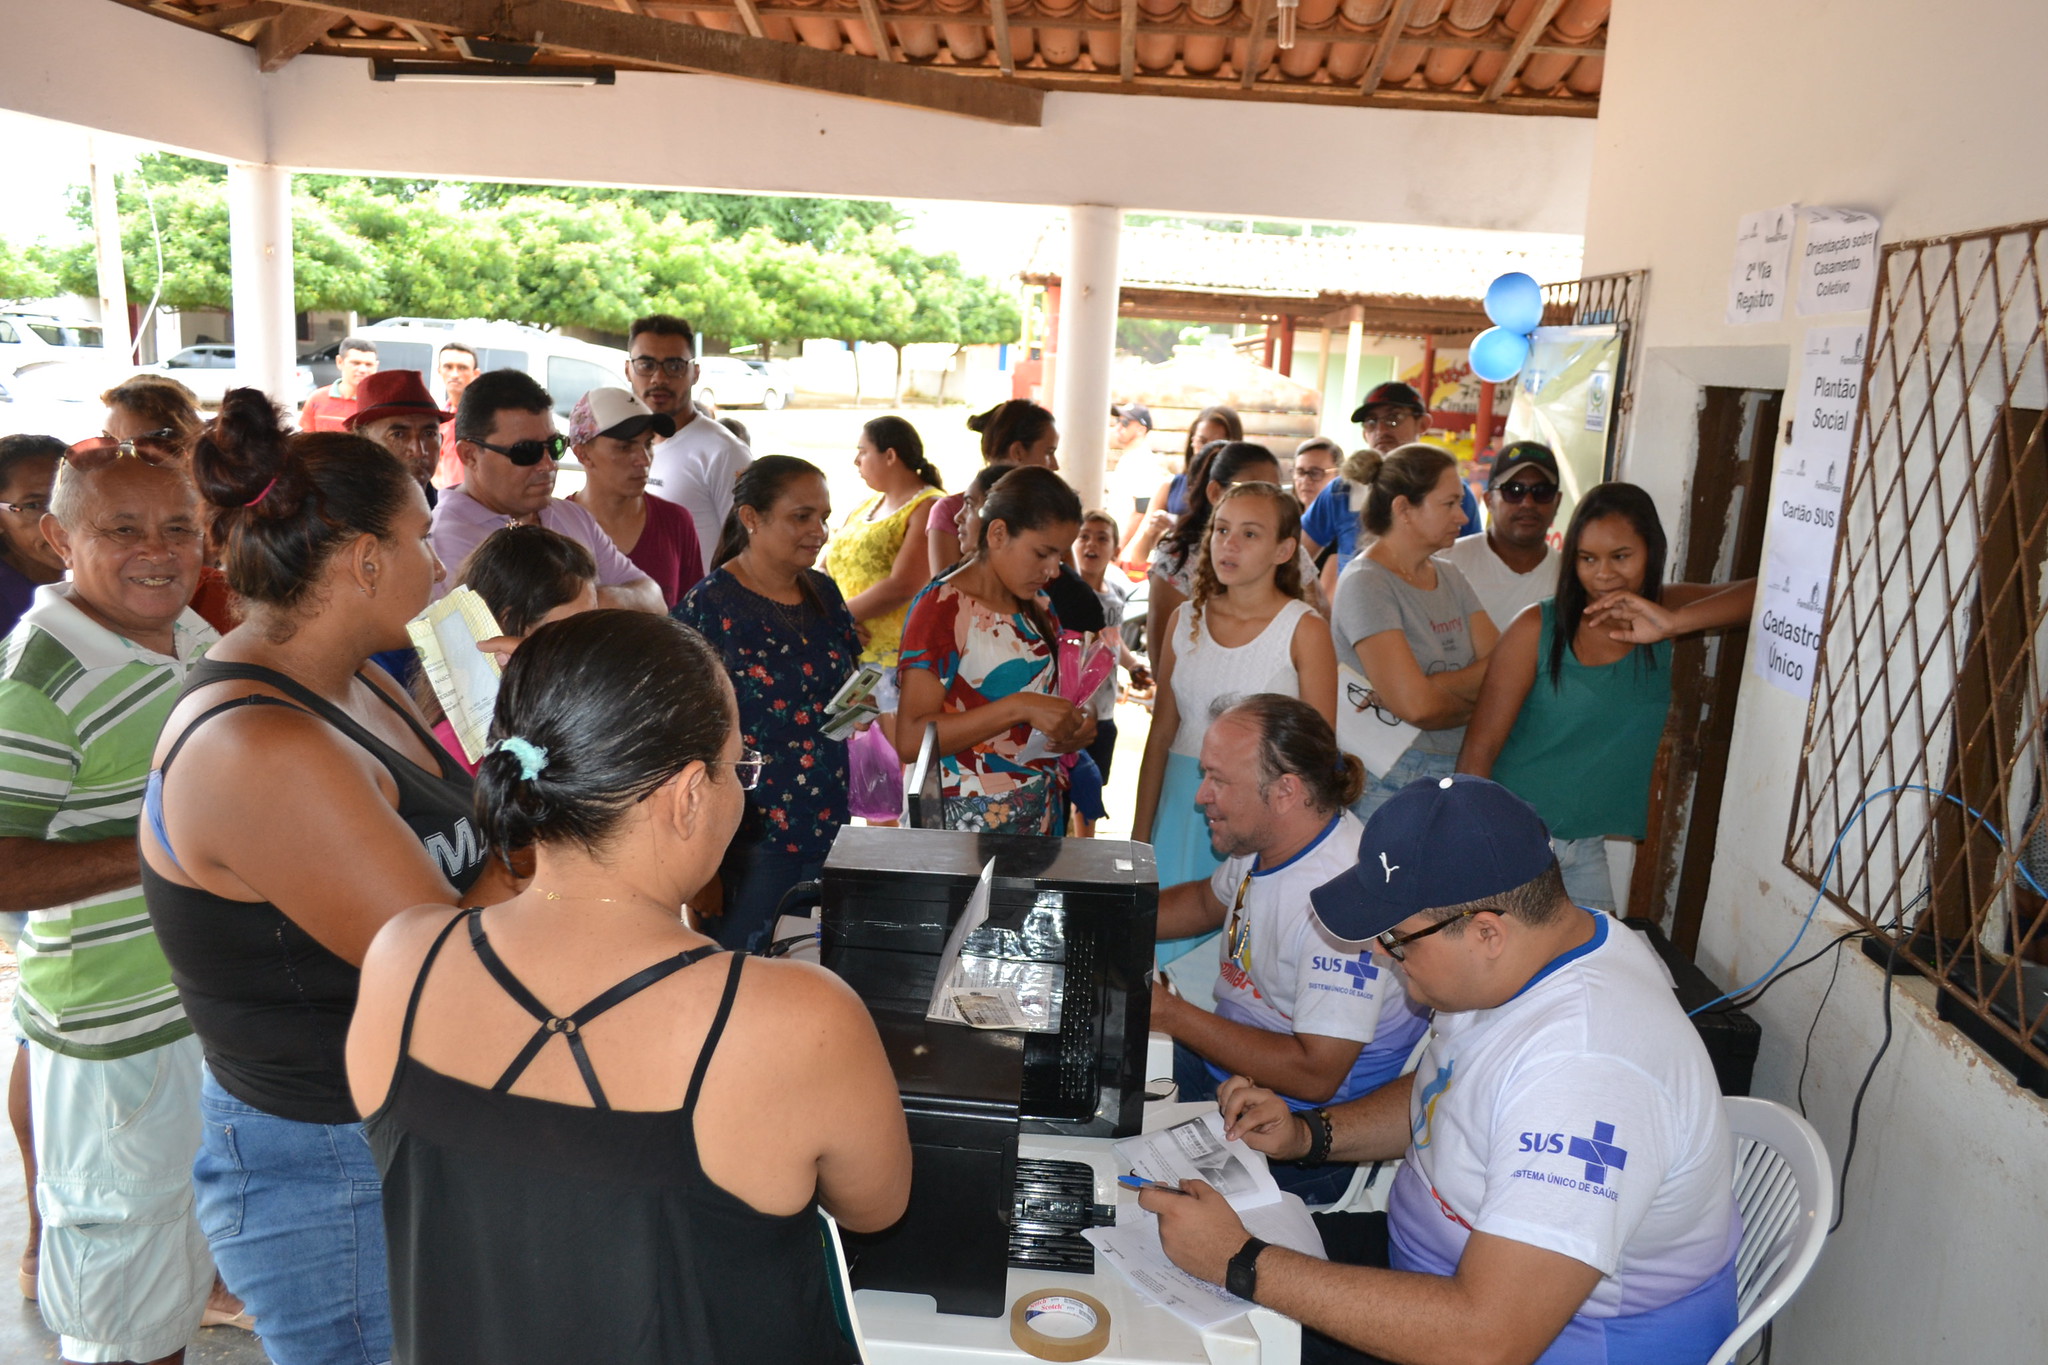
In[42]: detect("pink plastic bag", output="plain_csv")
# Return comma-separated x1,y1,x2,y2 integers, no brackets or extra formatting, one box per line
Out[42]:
846,722,904,822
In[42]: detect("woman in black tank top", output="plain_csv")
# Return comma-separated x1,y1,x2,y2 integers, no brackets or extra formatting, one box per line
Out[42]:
347,611,912,1363
143,393,520,1365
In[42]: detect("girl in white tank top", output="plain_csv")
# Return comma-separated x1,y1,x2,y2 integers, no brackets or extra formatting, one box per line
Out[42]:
1133,484,1338,966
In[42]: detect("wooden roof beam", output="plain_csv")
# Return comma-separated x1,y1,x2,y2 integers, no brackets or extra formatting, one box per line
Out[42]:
730,0,768,38
264,0,1041,123
1358,0,1419,95
257,5,343,70
1482,0,1565,102
1118,0,1136,82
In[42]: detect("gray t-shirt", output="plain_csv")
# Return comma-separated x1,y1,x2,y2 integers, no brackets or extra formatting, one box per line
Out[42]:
1332,556,1486,755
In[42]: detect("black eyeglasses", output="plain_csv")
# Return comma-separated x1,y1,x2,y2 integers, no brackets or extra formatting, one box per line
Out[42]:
1376,908,1484,961
65,428,182,470
1495,480,1560,505
466,434,568,467
629,356,695,378
1344,679,1402,726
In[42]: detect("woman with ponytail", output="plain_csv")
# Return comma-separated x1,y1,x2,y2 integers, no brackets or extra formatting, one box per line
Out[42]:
140,389,520,1365
825,415,944,669
1330,443,1501,822
897,466,1094,835
928,400,1059,575
348,610,910,1365
674,456,862,950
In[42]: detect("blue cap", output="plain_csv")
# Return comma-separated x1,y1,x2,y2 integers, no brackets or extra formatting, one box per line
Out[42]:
1309,775,1554,942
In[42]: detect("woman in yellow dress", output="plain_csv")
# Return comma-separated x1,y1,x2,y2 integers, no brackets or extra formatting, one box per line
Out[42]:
826,416,945,669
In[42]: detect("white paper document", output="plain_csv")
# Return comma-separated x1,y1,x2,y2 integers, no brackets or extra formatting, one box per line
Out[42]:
925,861,1063,1033
1336,664,1420,779
1113,1112,1283,1210
1084,1194,1327,1331
406,587,504,762
1796,207,1882,317
1727,203,1796,325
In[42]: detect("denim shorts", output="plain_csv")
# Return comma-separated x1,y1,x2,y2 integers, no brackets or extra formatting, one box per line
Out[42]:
194,1070,391,1365
1348,748,1458,825
1553,834,1619,913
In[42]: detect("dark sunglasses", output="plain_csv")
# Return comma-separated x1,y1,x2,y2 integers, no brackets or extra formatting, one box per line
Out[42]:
467,434,568,466
1376,908,1485,962
64,428,182,470
1494,480,1560,505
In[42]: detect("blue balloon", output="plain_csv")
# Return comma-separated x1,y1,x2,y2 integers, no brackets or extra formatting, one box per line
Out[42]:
1484,271,1545,334
1469,327,1531,384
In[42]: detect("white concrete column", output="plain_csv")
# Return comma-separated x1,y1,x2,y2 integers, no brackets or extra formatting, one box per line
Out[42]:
1333,314,1365,440
1052,205,1122,514
227,163,297,403
87,138,132,365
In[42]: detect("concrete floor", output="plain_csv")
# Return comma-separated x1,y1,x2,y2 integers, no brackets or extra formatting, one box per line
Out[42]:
0,961,270,1365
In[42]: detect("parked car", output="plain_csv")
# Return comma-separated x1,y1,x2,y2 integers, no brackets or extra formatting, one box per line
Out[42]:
318,320,632,422
696,355,788,410
0,311,106,378
0,364,109,443
147,345,317,408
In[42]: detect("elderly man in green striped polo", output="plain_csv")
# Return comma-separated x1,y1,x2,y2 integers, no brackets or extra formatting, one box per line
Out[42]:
0,450,220,1365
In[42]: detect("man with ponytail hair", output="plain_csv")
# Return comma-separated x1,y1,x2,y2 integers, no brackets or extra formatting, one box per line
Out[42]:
1148,693,1428,1200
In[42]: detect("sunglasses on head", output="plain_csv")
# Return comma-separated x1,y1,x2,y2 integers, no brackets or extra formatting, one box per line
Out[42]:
467,434,568,467
1495,479,1560,505
64,429,182,470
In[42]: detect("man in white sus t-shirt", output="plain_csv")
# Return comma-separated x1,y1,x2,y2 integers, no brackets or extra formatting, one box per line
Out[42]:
1149,694,1429,1203
1140,774,1738,1365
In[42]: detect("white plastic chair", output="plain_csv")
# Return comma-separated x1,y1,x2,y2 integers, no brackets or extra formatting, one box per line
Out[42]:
1705,1097,1834,1365
1310,1028,1433,1214
820,1212,874,1365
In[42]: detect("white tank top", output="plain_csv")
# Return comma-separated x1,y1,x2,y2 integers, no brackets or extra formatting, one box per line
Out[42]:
1167,597,1315,756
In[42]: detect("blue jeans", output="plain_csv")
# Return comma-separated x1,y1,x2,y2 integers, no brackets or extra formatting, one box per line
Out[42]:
194,1071,391,1365
1349,748,1458,825
1171,1044,1356,1207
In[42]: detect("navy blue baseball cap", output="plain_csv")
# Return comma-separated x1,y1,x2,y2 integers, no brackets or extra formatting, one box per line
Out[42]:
1310,775,1555,942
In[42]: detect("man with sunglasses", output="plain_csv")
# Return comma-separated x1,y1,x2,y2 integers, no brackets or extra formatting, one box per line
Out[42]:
1139,775,1738,1365
0,452,229,1362
1441,440,1564,631
626,315,751,553
432,369,664,613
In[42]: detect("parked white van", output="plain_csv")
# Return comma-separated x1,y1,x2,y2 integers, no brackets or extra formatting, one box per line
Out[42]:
330,319,630,421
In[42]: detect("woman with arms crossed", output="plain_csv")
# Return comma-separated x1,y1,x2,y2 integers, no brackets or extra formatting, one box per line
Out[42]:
348,611,910,1364
1458,483,1755,912
1332,443,1501,821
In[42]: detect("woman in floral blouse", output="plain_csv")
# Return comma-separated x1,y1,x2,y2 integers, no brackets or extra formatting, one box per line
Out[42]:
674,456,862,949
897,467,1095,835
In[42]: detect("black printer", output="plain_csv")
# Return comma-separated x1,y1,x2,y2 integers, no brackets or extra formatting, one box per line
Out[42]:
821,826,1157,1317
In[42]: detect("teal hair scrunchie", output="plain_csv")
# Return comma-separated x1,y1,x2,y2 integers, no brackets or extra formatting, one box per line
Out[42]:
491,736,550,782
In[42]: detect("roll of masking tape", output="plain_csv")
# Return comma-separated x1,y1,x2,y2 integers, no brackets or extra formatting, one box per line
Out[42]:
1009,1289,1111,1361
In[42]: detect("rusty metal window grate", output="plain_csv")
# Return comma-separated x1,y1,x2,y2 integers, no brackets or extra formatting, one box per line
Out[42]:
1786,219,2048,1071
1540,270,1646,330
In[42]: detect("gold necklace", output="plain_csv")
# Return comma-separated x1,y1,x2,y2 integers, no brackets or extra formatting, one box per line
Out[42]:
542,890,626,904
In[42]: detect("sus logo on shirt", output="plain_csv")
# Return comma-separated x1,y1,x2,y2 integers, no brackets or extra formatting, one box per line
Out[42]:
1512,1118,1630,1201
1308,951,1380,996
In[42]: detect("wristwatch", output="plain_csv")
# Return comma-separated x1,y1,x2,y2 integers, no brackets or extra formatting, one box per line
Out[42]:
1226,1236,1270,1302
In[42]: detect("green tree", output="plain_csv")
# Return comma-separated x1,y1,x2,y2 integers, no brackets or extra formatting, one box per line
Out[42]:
460,184,901,249
0,238,57,302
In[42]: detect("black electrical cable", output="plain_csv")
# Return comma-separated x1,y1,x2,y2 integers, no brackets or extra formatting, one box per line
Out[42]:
1827,930,1899,1235
1710,926,1870,1016
1795,934,1856,1117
